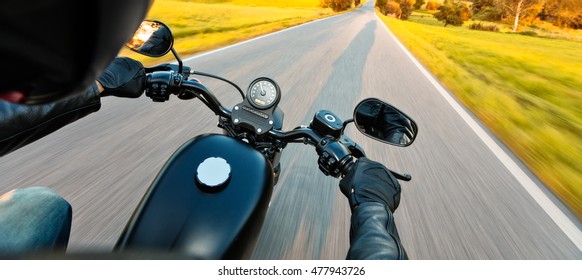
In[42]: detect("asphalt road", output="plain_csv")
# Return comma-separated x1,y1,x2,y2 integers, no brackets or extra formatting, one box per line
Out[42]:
1,1,581,259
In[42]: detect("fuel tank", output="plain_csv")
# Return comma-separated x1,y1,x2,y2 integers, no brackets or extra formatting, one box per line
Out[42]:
115,134,274,259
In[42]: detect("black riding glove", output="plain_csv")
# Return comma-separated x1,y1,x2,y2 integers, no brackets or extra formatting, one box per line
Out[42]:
97,57,145,98
339,157,401,212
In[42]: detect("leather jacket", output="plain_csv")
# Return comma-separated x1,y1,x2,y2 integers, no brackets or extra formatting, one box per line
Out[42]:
347,201,407,259
0,84,101,157
339,156,408,260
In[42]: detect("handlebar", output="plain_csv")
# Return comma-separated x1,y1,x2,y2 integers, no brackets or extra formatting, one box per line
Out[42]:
181,79,231,118
143,68,410,181
267,129,355,178
144,71,231,118
267,128,410,180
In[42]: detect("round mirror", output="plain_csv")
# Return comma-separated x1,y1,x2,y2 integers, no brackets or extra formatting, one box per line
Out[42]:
125,20,173,57
354,98,418,146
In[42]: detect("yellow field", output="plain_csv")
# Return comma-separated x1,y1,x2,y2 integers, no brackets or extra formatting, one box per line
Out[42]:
229,0,321,8
121,0,337,64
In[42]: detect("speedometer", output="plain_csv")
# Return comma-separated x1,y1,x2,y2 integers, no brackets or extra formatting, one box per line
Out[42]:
247,77,281,110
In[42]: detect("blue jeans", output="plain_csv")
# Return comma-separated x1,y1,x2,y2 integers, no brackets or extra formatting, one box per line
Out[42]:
0,187,72,257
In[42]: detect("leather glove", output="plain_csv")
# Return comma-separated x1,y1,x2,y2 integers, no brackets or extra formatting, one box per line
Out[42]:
339,157,401,212
97,57,145,98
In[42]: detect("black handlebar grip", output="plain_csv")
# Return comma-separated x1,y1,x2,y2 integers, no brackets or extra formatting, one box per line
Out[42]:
340,159,355,178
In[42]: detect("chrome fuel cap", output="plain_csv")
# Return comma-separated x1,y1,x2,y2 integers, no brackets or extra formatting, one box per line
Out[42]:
196,157,231,192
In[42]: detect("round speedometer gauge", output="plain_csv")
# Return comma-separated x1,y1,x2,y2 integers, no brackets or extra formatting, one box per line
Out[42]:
247,77,281,110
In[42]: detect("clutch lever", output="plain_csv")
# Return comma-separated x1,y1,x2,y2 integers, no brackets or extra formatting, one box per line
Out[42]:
145,63,191,76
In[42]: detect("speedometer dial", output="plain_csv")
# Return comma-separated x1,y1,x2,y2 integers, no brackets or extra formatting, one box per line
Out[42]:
247,78,280,110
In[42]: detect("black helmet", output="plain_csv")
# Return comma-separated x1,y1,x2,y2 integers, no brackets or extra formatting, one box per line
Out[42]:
0,0,153,104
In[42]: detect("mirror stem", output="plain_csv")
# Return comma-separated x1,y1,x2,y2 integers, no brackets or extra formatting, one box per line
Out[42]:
341,119,354,134
171,48,183,74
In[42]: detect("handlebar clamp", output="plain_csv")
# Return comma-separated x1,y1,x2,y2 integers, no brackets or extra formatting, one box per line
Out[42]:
316,136,353,178
145,71,179,102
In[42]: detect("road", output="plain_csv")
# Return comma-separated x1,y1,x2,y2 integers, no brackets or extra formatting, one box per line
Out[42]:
1,1,581,259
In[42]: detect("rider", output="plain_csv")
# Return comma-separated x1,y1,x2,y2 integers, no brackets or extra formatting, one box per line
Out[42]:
0,0,153,256
0,0,406,260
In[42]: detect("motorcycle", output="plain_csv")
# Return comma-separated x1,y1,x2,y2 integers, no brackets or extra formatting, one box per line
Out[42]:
113,20,419,259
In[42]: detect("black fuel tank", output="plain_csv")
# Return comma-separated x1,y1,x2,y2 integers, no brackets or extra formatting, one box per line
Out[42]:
115,134,274,259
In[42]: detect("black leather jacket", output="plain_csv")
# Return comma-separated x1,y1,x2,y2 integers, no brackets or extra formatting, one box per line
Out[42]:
347,202,407,259
0,84,101,157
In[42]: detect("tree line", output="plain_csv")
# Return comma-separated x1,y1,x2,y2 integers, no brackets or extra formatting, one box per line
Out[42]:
375,0,582,31
319,0,361,12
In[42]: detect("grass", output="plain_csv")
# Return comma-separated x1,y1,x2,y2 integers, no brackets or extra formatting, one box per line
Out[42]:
120,0,339,65
377,10,582,219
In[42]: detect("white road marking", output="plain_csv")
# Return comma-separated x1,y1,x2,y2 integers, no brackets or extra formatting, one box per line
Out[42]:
374,14,582,251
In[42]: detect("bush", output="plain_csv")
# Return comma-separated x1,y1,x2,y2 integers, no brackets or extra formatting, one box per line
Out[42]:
518,30,538,37
320,0,353,12
556,14,582,30
468,22,500,32
574,15,582,29
426,1,439,10
434,0,471,27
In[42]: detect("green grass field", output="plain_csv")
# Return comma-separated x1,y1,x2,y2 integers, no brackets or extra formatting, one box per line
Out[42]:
377,11,582,218
121,0,337,64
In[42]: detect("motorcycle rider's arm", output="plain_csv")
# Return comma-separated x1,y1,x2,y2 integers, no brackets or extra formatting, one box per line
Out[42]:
339,157,408,260
0,84,102,157
0,57,145,157
347,202,407,259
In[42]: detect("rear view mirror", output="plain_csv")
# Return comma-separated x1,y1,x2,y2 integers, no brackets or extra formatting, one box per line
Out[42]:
354,98,418,146
126,20,174,57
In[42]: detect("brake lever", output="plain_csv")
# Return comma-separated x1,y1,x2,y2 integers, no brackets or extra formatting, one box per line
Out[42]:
145,64,191,76
339,136,411,181
390,169,412,181
145,64,172,73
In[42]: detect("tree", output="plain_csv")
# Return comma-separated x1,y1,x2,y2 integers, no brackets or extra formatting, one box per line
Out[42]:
426,1,440,10
543,0,582,29
471,0,496,14
320,0,353,12
414,0,426,10
376,0,389,14
400,0,416,19
376,0,389,9
386,1,403,18
472,0,503,20
434,0,472,26
496,0,545,32
381,0,416,20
